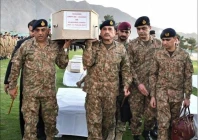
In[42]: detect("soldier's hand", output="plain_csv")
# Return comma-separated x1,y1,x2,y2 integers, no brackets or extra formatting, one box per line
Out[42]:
4,84,9,94
8,88,17,100
138,84,149,96
63,39,75,49
124,86,130,97
183,98,190,107
150,97,156,108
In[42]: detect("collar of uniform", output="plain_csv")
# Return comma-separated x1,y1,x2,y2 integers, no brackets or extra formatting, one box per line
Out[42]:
32,37,50,47
100,40,116,50
163,46,180,57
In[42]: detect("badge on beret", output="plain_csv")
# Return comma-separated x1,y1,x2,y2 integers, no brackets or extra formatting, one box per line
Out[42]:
142,20,146,24
165,33,169,37
41,21,45,26
110,21,113,25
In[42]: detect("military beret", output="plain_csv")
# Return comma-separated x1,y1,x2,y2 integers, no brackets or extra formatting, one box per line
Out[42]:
134,16,150,27
32,19,48,30
150,30,155,35
118,22,131,30
160,28,176,39
100,20,115,30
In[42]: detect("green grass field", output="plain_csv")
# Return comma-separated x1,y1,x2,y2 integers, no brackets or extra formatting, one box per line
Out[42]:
0,49,197,140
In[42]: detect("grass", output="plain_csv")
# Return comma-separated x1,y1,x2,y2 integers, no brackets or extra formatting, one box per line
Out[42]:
0,49,197,140
193,61,198,75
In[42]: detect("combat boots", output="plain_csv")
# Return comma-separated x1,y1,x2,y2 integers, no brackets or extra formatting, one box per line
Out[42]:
150,124,158,139
142,130,152,140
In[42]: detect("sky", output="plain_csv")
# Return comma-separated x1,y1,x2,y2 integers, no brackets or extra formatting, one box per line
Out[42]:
74,0,197,34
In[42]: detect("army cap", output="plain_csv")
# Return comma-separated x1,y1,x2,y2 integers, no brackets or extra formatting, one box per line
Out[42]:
160,28,176,39
32,19,48,30
150,30,155,35
100,20,116,30
134,16,150,27
118,22,131,30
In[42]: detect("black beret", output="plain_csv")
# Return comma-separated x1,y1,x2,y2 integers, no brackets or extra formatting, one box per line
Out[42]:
150,30,155,35
100,20,115,30
160,28,176,39
134,16,150,27
32,19,48,30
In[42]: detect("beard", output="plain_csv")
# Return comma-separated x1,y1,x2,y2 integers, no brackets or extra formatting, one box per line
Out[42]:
119,36,127,41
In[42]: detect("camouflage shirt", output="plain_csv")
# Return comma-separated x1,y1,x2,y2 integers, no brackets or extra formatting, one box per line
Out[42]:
83,40,132,95
8,38,69,97
149,47,193,101
128,36,162,90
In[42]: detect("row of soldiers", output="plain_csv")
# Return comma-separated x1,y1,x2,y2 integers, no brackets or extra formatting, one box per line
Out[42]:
0,32,27,60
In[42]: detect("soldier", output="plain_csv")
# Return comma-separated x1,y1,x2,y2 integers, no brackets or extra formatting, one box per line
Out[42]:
150,28,193,140
115,21,132,140
4,32,9,58
0,33,5,60
4,20,48,139
83,20,132,140
150,30,156,37
127,16,162,140
8,19,72,140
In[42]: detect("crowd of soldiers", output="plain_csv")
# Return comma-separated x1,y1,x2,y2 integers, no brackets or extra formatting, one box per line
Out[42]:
0,32,27,60
4,16,193,140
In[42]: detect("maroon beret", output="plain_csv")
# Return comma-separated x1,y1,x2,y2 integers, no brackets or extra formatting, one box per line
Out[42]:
118,22,131,30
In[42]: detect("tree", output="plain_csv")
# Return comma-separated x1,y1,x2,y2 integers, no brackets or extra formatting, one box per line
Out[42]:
177,34,187,49
188,37,196,47
104,15,114,21
188,37,197,53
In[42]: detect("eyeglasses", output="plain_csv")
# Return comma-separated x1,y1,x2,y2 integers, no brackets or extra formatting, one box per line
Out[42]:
162,38,172,41
120,30,130,34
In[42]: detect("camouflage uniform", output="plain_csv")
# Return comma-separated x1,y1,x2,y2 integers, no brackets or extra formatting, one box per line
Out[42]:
0,36,5,58
8,38,69,140
149,47,193,140
83,40,132,140
115,39,131,140
127,36,162,135
4,36,9,57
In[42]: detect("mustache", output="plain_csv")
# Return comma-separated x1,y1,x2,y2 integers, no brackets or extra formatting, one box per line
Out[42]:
104,33,110,36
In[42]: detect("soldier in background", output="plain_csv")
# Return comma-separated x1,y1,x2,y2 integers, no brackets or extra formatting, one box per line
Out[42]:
8,19,72,140
83,20,132,140
4,32,9,58
115,21,132,140
0,33,5,60
7,32,13,58
127,16,162,140
150,28,193,140
150,30,156,37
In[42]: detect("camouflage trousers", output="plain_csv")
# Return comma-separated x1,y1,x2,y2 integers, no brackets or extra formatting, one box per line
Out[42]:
128,90,156,135
22,96,58,140
157,96,182,140
85,89,117,140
